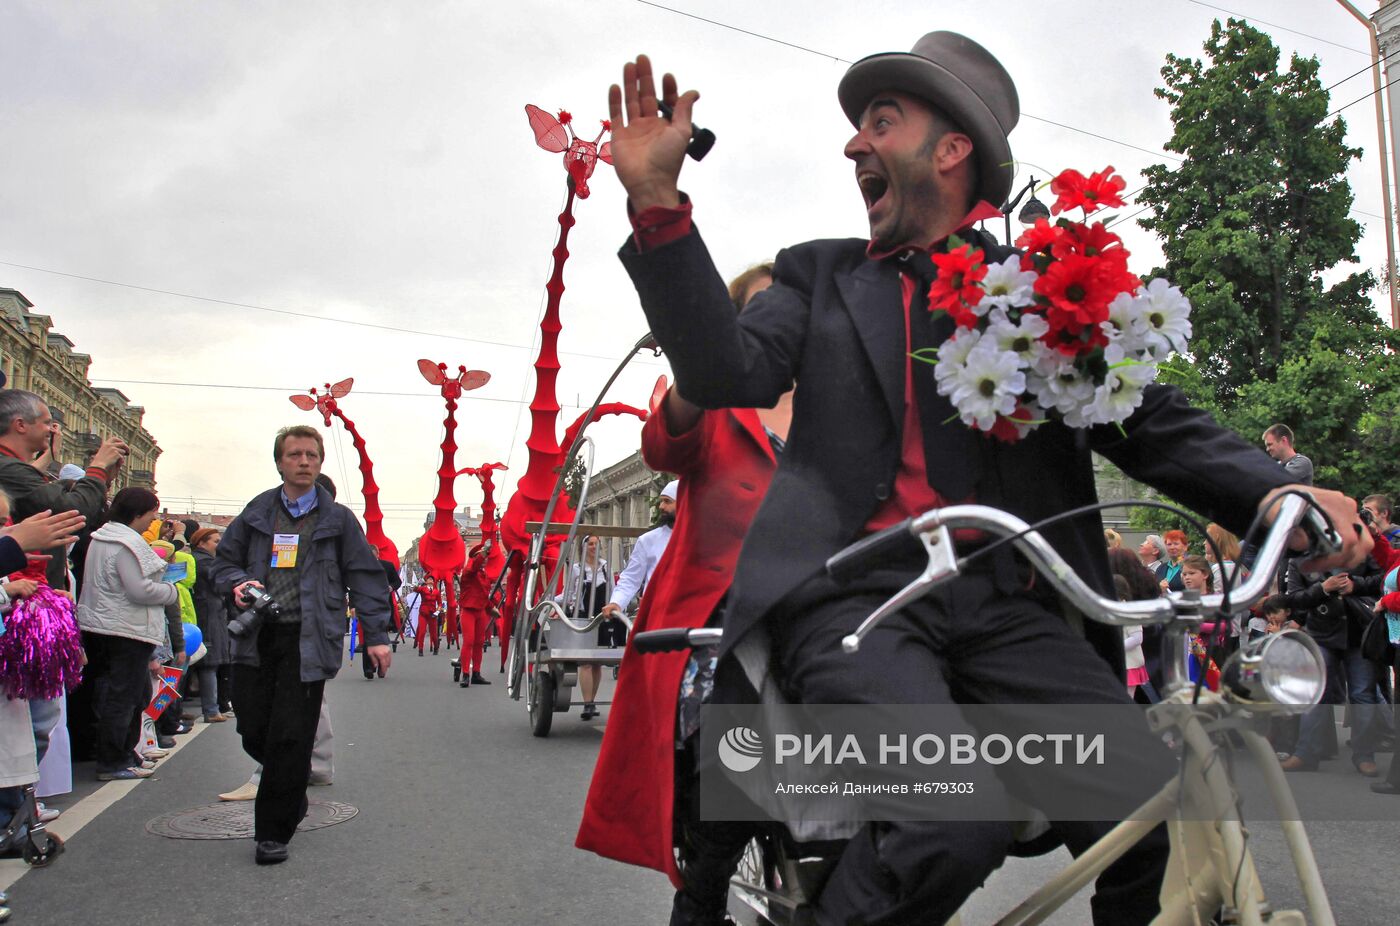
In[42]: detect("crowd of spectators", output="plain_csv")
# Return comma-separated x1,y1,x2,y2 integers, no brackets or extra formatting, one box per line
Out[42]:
1110,422,1400,796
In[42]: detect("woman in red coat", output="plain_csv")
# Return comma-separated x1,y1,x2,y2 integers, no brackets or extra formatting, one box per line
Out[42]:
575,266,786,911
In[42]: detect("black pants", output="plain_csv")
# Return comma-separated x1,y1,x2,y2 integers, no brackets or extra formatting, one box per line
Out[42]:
771,568,1172,926
84,632,155,773
217,664,234,713
233,624,325,844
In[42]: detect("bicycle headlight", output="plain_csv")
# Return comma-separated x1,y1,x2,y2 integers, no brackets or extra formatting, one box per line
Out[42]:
1220,629,1326,709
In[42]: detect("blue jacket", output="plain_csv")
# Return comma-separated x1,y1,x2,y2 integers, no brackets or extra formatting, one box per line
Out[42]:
210,485,391,682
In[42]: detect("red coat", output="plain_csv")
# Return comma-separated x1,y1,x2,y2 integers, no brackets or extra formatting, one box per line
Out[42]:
575,404,777,886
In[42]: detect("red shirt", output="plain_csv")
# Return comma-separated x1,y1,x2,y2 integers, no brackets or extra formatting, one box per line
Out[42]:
629,198,1003,536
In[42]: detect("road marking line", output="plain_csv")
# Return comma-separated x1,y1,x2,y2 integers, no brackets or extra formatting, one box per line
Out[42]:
0,722,211,891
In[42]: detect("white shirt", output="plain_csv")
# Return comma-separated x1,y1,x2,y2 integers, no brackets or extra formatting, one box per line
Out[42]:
608,524,673,612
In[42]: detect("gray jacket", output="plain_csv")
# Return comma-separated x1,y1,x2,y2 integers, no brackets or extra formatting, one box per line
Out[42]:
210,485,391,682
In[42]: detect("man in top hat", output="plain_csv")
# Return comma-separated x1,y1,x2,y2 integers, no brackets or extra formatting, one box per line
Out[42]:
605,34,1368,926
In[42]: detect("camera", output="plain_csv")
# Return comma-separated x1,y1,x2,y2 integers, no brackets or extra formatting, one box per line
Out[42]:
1361,507,1375,527
228,585,282,639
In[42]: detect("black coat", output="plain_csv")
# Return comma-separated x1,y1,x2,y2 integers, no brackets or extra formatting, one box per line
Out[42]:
1292,557,1383,651
622,228,1295,676
192,548,231,666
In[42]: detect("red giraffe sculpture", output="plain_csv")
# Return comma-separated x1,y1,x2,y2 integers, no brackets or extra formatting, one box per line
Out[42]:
416,360,490,656
289,378,400,566
498,104,617,659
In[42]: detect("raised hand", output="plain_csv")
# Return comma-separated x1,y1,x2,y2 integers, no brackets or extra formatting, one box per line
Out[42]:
607,55,699,211
0,508,85,552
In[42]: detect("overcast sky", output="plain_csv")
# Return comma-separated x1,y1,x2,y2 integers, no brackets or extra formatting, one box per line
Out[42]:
0,0,1391,553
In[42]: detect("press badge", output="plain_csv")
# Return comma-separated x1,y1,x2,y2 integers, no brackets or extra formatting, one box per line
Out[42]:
271,533,300,569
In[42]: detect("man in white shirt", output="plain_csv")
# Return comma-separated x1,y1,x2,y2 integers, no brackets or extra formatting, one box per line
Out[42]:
601,480,677,622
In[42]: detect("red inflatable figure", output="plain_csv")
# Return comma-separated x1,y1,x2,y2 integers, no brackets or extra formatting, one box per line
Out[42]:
416,360,490,655
525,105,613,200
499,104,636,668
289,378,400,565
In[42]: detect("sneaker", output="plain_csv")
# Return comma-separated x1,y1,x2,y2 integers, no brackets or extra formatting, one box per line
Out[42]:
35,802,60,824
97,767,153,781
175,722,194,735
308,773,333,786
138,758,157,770
142,747,170,759
218,781,259,801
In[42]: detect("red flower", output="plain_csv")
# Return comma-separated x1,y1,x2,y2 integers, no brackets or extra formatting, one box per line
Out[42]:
928,245,987,325
988,404,1037,443
557,110,573,125
1015,219,1064,270
1057,221,1126,261
1050,167,1126,216
1035,253,1119,336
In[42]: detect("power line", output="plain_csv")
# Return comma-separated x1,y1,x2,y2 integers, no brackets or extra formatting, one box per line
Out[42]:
633,0,1183,167
1182,0,1368,56
0,258,661,368
1325,45,1400,93
88,377,588,409
1329,71,1400,119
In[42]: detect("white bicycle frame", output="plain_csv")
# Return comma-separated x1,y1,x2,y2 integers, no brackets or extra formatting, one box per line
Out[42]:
725,494,1339,926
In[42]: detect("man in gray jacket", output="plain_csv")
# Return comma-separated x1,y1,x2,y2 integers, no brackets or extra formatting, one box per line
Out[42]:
211,424,392,865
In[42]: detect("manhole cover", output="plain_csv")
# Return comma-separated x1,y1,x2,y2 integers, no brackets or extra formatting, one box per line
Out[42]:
145,799,358,840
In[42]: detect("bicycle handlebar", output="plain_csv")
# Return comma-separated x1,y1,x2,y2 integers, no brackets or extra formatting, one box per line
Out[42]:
827,494,1339,634
826,516,915,584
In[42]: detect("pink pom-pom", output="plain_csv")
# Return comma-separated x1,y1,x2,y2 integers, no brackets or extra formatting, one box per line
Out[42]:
0,586,84,700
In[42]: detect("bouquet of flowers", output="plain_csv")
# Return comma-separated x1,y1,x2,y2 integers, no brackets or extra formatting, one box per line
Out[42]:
918,166,1192,442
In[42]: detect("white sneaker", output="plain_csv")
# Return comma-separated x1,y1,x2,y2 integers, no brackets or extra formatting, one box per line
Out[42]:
138,758,157,770
142,747,170,759
35,802,60,824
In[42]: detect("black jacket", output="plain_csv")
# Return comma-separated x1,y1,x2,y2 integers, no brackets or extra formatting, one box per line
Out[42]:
191,548,230,666
622,228,1295,675
1284,558,1379,651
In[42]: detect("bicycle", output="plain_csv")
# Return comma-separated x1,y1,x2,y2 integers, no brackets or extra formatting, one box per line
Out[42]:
634,492,1344,926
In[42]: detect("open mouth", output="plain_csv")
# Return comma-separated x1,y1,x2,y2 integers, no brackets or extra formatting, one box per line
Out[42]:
858,173,889,212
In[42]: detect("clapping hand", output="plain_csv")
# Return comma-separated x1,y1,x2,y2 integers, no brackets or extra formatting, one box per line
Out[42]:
0,509,85,552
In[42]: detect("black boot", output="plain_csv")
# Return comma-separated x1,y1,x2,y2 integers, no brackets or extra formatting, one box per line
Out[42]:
669,889,734,926
470,672,491,685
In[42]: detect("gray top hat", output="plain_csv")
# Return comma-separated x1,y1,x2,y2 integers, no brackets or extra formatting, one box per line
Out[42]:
837,31,1019,208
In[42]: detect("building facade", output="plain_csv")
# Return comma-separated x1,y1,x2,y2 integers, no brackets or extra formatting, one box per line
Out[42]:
579,449,669,569
0,287,159,488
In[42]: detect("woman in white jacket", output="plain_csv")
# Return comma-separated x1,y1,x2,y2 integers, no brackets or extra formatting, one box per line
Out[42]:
76,488,177,781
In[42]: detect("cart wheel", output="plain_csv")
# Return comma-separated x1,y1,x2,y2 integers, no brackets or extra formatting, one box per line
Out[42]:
23,830,63,868
529,669,555,738
453,665,462,682
391,642,398,653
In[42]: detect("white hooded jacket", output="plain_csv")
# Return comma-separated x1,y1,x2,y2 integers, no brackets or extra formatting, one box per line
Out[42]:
76,521,178,645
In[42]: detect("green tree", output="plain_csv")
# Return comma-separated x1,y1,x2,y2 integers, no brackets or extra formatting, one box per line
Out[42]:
1137,18,1382,413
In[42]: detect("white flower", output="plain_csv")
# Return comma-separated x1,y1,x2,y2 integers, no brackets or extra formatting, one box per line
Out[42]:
1136,278,1192,360
1101,290,1150,364
985,311,1050,367
978,256,1039,313
942,342,1026,431
932,326,984,390
1027,351,1096,427
1084,360,1158,426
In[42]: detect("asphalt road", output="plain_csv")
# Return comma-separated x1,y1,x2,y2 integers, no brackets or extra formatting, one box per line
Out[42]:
10,647,1400,925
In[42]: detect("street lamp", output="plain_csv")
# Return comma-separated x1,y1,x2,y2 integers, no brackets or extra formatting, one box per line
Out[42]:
1002,176,1050,246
